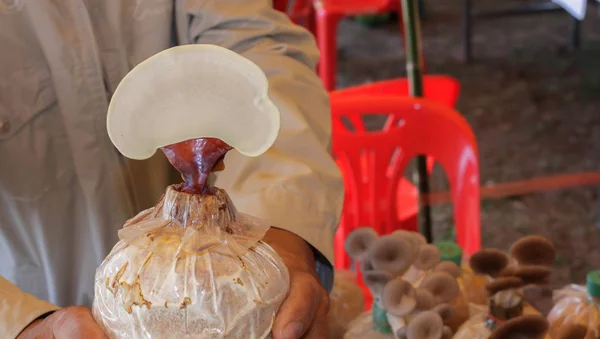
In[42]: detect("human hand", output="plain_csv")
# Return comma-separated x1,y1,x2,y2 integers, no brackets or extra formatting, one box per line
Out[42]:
18,306,106,339
263,227,330,339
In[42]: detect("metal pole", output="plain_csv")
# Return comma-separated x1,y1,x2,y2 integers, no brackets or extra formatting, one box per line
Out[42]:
571,17,581,51
401,0,433,242
463,0,473,63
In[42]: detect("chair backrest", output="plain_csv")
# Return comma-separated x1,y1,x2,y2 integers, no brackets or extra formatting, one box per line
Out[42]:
329,76,461,109
331,96,481,267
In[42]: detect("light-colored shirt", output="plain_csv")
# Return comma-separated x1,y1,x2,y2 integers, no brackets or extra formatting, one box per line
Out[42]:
0,0,343,337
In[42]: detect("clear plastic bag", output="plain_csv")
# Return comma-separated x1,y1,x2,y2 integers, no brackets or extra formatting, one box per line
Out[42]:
92,186,290,339
547,284,600,338
328,270,365,339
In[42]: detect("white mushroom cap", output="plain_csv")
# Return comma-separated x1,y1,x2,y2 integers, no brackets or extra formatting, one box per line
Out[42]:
107,44,280,160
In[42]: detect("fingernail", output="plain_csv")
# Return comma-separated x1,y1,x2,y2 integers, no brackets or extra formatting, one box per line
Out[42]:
282,321,303,339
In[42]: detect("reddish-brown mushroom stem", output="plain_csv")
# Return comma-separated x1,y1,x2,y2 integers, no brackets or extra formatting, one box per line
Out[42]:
161,138,232,195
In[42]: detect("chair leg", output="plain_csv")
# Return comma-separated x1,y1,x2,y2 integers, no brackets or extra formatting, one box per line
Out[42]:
316,11,341,91
462,0,473,63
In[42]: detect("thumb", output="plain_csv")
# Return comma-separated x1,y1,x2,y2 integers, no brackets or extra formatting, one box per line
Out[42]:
52,306,106,339
272,273,322,339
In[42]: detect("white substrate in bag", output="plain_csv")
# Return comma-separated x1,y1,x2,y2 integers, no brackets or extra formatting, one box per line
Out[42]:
92,186,289,339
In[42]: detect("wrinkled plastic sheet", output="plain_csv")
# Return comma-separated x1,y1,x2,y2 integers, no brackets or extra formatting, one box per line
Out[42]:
547,284,600,338
93,187,289,339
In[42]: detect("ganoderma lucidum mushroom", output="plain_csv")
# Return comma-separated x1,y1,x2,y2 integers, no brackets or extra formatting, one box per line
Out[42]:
106,44,280,161
93,44,289,339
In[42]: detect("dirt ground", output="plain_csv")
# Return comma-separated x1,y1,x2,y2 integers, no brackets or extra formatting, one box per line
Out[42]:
336,0,600,289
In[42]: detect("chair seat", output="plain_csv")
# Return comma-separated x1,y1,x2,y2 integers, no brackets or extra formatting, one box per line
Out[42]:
314,0,393,15
331,75,461,108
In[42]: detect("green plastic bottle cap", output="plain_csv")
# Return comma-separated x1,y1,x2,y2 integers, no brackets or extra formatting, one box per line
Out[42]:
371,302,393,334
586,270,600,299
435,241,463,266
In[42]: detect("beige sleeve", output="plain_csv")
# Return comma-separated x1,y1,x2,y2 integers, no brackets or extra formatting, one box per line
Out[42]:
175,0,344,291
0,276,60,338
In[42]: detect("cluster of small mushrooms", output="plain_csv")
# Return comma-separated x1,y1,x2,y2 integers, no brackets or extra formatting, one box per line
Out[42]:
345,229,590,339
469,235,556,298
345,228,464,339
469,235,597,339
467,235,556,339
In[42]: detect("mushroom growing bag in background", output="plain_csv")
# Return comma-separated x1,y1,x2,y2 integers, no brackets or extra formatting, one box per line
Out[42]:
92,44,288,338
546,272,600,339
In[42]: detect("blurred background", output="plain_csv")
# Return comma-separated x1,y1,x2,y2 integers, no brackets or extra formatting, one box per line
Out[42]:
293,0,600,288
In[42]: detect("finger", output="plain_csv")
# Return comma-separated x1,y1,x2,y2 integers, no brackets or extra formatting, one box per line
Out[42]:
302,291,330,339
272,273,321,339
53,306,106,339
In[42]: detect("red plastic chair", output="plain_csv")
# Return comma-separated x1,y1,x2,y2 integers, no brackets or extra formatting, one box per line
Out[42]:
314,0,405,90
279,0,406,90
330,75,461,108
331,96,481,271
333,75,460,229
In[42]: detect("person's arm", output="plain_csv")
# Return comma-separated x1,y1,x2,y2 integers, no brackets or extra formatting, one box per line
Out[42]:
0,276,59,338
175,1,344,337
175,0,344,292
